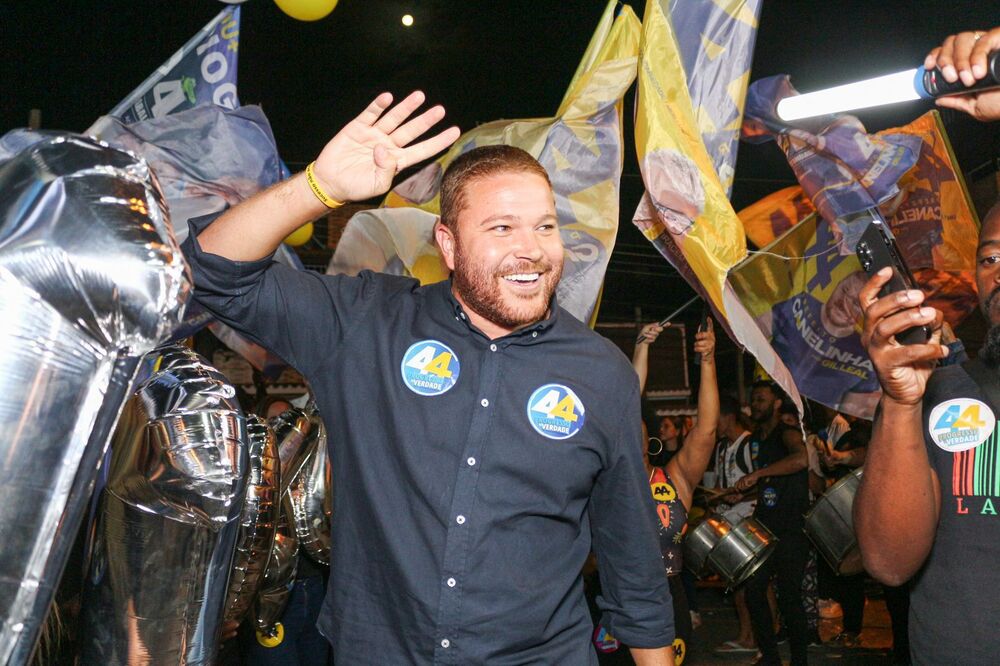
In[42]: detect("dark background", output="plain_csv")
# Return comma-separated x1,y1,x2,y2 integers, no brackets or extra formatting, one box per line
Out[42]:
4,0,998,395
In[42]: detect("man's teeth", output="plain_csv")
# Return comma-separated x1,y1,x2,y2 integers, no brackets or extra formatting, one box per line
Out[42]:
504,273,540,282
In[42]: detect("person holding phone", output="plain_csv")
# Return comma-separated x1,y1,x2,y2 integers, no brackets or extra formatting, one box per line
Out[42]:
854,28,1000,665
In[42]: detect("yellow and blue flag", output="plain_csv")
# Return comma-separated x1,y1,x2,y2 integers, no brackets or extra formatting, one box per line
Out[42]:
738,110,979,327
632,0,802,411
668,0,762,195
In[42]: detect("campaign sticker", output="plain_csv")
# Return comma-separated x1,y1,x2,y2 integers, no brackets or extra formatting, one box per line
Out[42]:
928,398,995,452
527,384,585,440
673,637,687,665
400,340,460,396
762,487,778,507
651,480,676,503
593,624,620,653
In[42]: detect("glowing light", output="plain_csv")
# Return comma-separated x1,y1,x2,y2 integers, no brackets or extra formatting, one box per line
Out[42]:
776,68,924,121
401,14,414,27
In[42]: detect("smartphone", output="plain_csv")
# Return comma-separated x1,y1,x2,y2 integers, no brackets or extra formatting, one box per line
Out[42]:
854,208,930,345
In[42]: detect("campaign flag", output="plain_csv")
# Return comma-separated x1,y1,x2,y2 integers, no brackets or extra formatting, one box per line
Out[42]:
330,0,640,325
668,0,762,195
738,110,979,326
106,7,239,125
94,104,283,244
632,0,801,413
742,75,922,234
729,214,881,418
738,185,816,249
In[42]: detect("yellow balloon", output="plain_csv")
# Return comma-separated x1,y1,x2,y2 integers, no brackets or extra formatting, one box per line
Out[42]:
283,221,314,247
273,0,338,21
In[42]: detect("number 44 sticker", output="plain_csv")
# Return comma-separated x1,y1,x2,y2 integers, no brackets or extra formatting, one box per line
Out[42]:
528,384,585,440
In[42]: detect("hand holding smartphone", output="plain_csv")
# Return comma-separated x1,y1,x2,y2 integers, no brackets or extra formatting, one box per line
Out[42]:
854,209,930,345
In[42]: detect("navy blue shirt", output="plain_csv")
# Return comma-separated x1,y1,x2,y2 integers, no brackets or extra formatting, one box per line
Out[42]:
182,219,673,664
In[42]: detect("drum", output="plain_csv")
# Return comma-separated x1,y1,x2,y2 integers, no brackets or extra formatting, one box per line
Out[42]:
684,514,731,575
804,467,864,575
709,517,777,587
684,515,777,587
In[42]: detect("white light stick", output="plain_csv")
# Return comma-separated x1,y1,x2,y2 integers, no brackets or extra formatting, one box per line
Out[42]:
776,51,1000,121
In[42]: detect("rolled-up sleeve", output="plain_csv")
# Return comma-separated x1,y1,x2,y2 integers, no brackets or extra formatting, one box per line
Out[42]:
180,212,377,373
589,381,674,648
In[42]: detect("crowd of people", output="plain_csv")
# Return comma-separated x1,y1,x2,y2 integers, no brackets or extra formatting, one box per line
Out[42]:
177,26,998,666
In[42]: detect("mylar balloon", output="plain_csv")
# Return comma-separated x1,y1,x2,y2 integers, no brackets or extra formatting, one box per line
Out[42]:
273,0,338,21
283,221,314,247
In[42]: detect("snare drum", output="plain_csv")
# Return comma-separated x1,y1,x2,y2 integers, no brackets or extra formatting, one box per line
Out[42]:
684,515,777,587
804,467,864,575
684,514,731,575
709,517,777,587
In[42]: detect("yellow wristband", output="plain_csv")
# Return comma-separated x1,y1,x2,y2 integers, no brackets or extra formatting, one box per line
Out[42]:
305,161,344,209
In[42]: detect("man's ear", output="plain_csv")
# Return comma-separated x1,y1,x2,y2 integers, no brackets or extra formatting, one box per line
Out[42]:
435,218,457,271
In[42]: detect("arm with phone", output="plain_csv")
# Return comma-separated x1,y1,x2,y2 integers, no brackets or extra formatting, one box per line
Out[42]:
854,233,950,584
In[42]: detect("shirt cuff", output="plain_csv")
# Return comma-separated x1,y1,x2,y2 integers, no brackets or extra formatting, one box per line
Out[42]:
181,212,276,288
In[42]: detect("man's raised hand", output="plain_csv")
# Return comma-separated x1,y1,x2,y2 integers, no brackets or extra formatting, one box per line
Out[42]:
311,91,461,203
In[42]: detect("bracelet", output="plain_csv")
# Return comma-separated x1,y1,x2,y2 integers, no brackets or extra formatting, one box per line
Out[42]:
305,161,344,209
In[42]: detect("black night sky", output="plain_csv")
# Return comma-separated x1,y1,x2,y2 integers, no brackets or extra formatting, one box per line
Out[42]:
3,0,998,390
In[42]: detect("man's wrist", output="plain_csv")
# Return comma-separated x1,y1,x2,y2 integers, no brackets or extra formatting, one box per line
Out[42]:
880,395,924,419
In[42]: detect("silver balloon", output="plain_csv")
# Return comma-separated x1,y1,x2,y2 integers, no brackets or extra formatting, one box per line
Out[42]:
270,408,318,496
286,415,332,566
79,346,248,665
223,414,280,625
0,135,189,664
252,512,299,637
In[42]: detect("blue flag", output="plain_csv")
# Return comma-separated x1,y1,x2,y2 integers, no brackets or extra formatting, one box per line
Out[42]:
109,7,240,123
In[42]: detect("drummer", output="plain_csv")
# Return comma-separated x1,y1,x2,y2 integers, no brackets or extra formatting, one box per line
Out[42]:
734,381,810,666
629,318,720,661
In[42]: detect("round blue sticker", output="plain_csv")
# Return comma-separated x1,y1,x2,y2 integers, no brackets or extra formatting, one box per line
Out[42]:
527,383,586,440
400,340,460,396
762,486,778,508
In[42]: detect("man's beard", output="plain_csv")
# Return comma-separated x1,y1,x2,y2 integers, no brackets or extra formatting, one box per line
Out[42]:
451,242,562,331
979,324,1000,369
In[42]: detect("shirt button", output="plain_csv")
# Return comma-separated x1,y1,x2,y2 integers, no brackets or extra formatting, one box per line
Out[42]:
447,577,457,587
441,639,450,649
467,457,476,466
532,331,538,338
456,515,466,524
460,313,466,319
489,343,497,352
480,398,489,407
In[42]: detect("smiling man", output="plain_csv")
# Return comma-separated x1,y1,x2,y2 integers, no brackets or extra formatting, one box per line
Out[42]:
182,93,675,665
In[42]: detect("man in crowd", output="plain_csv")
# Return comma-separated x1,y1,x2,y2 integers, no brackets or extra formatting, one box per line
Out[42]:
855,26,1000,665
735,381,809,665
182,91,675,664
712,395,757,654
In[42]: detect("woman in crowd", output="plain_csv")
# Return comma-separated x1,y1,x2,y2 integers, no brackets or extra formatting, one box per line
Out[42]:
629,317,720,660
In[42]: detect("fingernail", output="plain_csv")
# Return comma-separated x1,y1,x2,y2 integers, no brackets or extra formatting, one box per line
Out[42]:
943,65,957,81
941,345,950,357
920,307,933,317
877,267,891,276
960,70,975,86
972,64,985,78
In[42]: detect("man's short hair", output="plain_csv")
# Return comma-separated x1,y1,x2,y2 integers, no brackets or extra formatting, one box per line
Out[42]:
751,379,787,403
439,145,552,230
719,394,742,417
